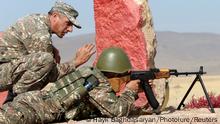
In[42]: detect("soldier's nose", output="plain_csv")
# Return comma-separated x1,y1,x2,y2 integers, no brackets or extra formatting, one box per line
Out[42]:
67,26,73,32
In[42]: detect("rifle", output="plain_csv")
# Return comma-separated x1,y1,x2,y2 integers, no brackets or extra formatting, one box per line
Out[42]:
130,66,215,114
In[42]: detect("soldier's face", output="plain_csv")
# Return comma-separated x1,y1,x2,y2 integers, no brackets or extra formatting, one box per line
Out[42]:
107,76,130,93
104,72,130,93
51,13,73,38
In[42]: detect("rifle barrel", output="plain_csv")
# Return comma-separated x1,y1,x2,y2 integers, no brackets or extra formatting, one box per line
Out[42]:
169,66,206,76
171,71,206,76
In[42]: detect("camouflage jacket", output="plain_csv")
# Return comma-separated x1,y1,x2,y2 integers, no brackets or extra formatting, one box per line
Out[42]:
0,14,75,78
50,66,138,121
0,67,138,124
64,83,138,120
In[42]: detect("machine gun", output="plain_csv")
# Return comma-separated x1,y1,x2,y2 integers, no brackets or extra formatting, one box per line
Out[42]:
130,66,215,113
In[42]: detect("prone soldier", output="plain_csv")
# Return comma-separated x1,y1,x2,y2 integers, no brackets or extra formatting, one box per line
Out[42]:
0,47,141,124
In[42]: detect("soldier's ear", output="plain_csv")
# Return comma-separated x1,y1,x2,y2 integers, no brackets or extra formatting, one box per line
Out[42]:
51,12,59,18
51,12,63,24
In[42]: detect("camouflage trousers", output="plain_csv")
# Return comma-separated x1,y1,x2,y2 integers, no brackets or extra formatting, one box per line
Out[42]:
0,52,55,94
0,91,62,124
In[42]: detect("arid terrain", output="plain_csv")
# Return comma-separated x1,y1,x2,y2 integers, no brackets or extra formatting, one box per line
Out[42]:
166,75,220,107
1,32,219,123
53,31,220,75
51,32,220,124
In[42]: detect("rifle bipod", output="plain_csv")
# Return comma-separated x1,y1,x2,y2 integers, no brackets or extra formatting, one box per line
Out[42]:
177,70,215,113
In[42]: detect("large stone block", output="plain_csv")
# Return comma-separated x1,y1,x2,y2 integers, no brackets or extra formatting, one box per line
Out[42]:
94,0,149,69
94,0,158,107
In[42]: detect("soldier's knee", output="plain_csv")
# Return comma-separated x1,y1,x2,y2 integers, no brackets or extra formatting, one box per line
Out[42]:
1,96,41,124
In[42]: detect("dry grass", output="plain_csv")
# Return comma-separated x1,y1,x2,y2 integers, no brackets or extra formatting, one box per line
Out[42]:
167,75,220,108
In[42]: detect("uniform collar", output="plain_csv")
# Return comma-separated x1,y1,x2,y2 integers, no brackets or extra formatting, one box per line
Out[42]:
46,14,52,34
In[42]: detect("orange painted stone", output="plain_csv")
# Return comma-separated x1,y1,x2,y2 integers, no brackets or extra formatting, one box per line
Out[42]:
0,91,8,108
94,0,149,70
94,0,150,107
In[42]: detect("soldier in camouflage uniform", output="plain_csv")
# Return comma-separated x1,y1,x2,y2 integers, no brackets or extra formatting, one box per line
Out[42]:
0,1,95,96
0,47,140,124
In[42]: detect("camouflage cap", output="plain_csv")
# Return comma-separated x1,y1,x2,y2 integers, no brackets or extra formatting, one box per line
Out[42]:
51,1,81,28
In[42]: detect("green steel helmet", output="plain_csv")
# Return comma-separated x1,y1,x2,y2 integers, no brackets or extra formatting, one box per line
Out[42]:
96,47,132,73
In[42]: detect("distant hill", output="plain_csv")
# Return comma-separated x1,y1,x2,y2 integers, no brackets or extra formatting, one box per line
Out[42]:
52,33,96,66
53,31,220,75
155,31,220,75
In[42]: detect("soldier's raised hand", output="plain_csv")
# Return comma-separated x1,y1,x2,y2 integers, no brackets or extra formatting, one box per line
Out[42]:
73,44,95,68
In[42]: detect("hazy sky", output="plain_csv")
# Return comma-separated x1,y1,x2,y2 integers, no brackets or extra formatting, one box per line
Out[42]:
0,0,220,36
150,0,220,34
